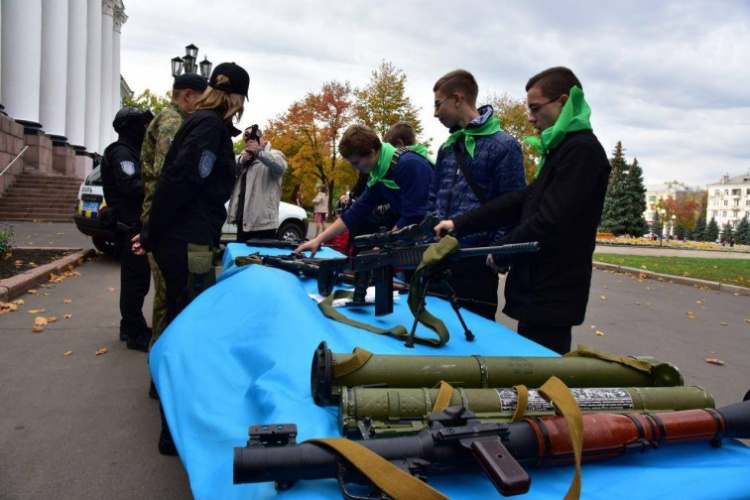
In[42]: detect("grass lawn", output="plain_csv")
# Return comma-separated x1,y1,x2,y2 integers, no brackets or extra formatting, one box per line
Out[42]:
592,254,750,287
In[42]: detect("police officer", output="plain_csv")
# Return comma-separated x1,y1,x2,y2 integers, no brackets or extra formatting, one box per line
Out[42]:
100,106,154,352
132,62,249,455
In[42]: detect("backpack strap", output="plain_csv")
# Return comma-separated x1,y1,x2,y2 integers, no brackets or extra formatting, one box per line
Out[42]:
453,143,488,205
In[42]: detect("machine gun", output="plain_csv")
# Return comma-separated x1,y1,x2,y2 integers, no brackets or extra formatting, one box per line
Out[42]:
233,400,750,497
243,238,306,250
349,240,539,343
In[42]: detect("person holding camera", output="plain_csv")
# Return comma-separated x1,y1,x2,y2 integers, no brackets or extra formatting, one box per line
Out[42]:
226,125,288,242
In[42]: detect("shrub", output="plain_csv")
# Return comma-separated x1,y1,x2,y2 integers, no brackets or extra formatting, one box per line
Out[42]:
0,222,15,258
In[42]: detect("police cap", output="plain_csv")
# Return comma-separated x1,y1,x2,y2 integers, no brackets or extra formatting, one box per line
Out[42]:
173,73,208,91
208,62,249,100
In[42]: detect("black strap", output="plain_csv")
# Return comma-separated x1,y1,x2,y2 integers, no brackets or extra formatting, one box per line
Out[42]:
453,144,488,205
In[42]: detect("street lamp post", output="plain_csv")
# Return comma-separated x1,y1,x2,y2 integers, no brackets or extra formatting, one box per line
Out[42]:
171,43,212,80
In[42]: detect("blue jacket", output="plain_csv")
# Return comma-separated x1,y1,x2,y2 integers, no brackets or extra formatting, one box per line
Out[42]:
341,151,433,230
429,106,526,247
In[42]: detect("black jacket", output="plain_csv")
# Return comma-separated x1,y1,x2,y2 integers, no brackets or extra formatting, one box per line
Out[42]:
101,138,145,226
141,109,239,250
453,130,611,326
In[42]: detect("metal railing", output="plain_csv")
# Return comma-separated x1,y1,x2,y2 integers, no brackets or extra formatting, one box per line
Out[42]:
0,146,28,178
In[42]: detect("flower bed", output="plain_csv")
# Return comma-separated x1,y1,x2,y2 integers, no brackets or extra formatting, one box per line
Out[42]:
595,236,750,253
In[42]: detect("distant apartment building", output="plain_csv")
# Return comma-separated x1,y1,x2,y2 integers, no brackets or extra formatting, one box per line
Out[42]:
706,173,750,230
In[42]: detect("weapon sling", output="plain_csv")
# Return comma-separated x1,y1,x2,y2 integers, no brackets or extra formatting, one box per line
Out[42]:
318,237,461,347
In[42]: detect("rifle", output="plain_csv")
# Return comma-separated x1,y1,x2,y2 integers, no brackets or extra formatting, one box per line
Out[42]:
352,241,539,320
244,238,305,250
352,212,442,249
233,401,750,497
260,254,349,296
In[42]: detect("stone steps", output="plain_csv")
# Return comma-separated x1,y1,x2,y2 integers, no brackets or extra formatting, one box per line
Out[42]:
0,171,81,222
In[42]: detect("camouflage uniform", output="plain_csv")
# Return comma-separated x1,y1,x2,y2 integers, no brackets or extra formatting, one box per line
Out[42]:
140,102,188,345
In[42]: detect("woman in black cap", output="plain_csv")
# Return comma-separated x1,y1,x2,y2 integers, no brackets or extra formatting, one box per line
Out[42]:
133,62,250,455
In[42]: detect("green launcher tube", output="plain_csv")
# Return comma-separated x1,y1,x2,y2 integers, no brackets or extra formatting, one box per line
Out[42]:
340,385,715,437
312,341,685,405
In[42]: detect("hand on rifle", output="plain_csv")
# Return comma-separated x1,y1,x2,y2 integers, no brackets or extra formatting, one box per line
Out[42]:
433,220,455,240
294,238,322,258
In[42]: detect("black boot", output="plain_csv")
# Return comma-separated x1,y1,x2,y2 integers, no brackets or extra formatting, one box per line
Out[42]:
158,404,178,456
126,328,152,353
149,379,159,400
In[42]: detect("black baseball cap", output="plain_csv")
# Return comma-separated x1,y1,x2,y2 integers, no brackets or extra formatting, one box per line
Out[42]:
208,62,250,100
173,73,208,91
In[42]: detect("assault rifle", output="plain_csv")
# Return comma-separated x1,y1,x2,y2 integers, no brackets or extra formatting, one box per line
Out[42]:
243,238,305,250
233,401,750,497
352,212,442,249
260,254,349,296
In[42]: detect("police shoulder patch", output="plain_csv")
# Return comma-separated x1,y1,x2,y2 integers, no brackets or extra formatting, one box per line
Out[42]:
198,150,217,179
120,161,136,176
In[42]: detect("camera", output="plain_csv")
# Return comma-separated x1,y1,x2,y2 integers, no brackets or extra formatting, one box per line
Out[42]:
244,124,260,142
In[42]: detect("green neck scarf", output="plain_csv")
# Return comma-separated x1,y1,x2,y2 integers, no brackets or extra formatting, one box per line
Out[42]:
366,143,431,189
524,85,592,179
441,114,502,159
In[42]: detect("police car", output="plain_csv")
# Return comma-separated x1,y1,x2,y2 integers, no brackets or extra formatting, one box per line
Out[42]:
74,166,310,254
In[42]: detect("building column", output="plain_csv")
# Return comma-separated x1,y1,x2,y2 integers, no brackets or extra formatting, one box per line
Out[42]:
84,0,102,153
112,2,127,139
66,0,88,152
98,0,115,153
1,0,44,132
40,0,69,142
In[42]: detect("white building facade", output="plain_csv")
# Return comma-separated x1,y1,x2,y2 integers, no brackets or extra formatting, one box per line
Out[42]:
0,0,128,179
706,173,750,229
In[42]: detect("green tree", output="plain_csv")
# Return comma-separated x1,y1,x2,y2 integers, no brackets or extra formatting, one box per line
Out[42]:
123,88,172,115
721,222,735,243
622,158,649,235
735,216,750,245
600,141,638,236
706,217,720,242
353,61,423,142
486,92,539,184
692,212,707,241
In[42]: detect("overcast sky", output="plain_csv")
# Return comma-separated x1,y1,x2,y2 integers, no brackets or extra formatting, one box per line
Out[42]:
120,0,750,188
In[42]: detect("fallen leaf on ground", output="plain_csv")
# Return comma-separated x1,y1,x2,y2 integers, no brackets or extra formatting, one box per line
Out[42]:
76,258,84,266
595,330,605,336
635,300,641,305
32,325,44,332
15,299,24,305
720,321,728,326
706,350,715,354
63,314,72,319
746,319,750,323
63,351,73,356
28,309,46,314
27,289,37,295
45,317,57,323
95,348,108,356
696,300,702,304
34,317,49,325
686,311,696,319
645,286,652,290
0,302,19,314
600,295,606,300
63,299,72,304
43,293,49,296
107,287,116,292
705,358,725,365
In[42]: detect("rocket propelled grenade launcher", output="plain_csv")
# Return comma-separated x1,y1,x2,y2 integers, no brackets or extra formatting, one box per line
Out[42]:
311,341,684,405
233,400,750,497
340,385,715,437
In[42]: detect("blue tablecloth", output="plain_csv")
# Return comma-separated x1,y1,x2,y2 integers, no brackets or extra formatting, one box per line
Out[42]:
150,242,750,499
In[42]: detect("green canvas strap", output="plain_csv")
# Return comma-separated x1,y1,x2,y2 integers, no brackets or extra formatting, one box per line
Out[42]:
405,236,461,347
563,343,653,373
318,290,411,338
538,376,584,500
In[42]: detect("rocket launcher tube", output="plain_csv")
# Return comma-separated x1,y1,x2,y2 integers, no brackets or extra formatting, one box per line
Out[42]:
312,341,685,406
340,385,715,438
233,401,750,496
